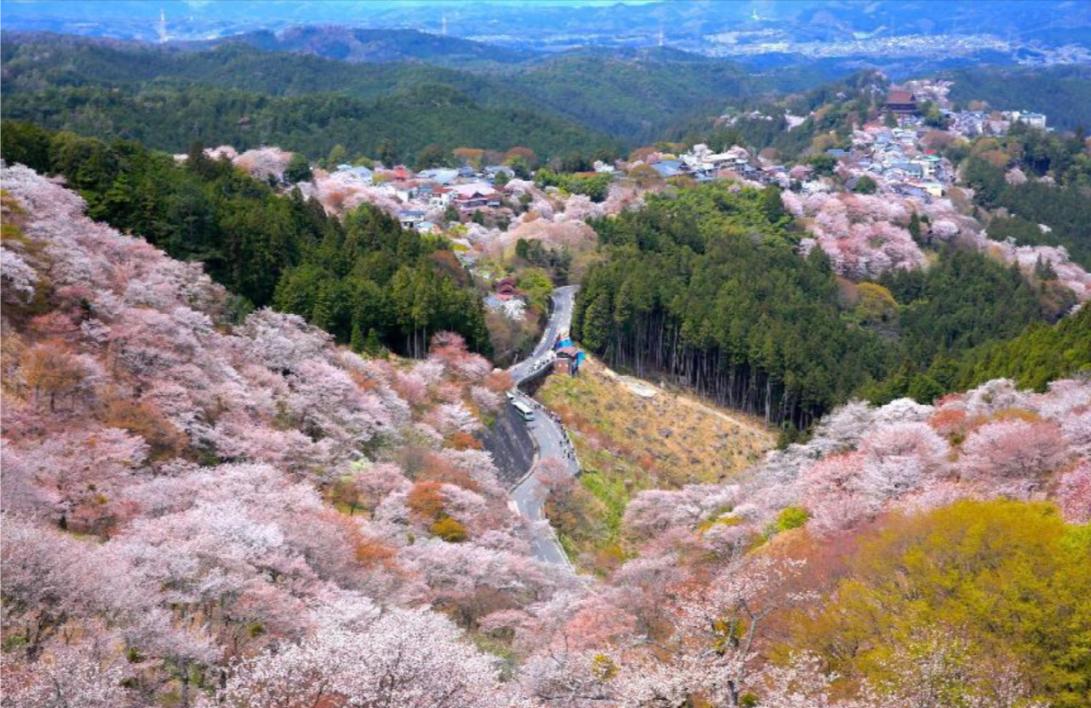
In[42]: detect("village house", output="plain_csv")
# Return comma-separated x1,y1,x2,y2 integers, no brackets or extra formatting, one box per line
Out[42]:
553,346,579,374
451,183,502,213
398,209,426,230
389,181,416,203
652,159,684,178
425,185,452,209
484,165,515,181
417,167,459,185
1005,111,1048,130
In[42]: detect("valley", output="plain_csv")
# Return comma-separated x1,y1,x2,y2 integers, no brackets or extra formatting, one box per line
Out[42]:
1,3,1089,706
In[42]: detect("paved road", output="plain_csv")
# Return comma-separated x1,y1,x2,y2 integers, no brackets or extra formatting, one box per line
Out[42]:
509,284,578,383
505,286,580,567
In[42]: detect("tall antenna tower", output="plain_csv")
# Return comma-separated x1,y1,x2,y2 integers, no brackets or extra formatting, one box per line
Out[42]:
157,8,168,43
442,15,448,36
658,28,664,47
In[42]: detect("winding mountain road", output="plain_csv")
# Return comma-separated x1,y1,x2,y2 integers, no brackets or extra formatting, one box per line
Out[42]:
506,286,580,568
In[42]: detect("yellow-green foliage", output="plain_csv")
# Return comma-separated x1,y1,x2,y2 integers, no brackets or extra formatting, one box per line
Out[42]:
780,500,1091,707
853,282,897,326
1,190,30,247
774,506,809,532
516,267,554,312
430,516,467,543
590,653,619,681
697,512,744,533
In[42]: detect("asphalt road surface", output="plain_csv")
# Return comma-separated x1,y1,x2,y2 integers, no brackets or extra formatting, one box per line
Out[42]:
479,403,535,488
506,286,580,568
509,285,577,383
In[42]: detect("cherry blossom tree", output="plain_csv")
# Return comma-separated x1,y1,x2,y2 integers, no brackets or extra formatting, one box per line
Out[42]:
959,419,1067,494
856,422,949,503
1,247,38,305
232,147,294,182
221,607,500,707
798,453,878,534
800,192,925,279
617,556,813,707
520,648,621,705
1056,461,1091,524
5,426,148,532
751,652,852,708
622,484,740,542
1,636,132,708
408,536,564,624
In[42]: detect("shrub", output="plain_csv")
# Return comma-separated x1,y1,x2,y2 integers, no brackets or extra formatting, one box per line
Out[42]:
430,516,467,542
776,506,811,532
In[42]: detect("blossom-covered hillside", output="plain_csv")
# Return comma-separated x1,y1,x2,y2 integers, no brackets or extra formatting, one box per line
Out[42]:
0,165,570,705
1,164,1088,706
509,377,1089,706
784,189,1091,300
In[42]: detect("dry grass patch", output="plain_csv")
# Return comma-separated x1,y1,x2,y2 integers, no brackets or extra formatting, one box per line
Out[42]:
537,356,774,573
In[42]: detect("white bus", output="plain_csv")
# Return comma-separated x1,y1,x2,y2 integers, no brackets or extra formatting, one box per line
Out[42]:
511,399,535,422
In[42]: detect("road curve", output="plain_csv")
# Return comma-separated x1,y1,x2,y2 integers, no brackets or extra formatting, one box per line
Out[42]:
506,286,580,567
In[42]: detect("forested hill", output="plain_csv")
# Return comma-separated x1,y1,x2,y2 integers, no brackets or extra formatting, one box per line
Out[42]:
507,49,770,145
0,83,614,166
202,26,538,68
574,184,1071,430
574,184,892,430
0,33,791,151
0,34,507,101
0,37,617,161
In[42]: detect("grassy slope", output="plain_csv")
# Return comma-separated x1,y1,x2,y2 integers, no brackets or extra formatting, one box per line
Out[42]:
536,356,773,573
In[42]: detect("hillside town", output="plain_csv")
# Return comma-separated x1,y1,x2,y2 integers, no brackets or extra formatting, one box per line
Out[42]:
193,75,1088,333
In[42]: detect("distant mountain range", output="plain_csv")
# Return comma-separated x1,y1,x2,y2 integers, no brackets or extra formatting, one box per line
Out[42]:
3,0,1089,66
3,15,1088,163
184,27,537,69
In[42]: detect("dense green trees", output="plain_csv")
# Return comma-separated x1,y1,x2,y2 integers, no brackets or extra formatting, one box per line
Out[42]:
284,153,313,183
534,169,612,202
852,175,877,194
574,184,1072,425
1,121,490,357
901,306,1091,396
507,50,764,145
864,249,1074,403
573,184,892,428
514,238,572,283
879,249,1050,363
1,83,613,166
